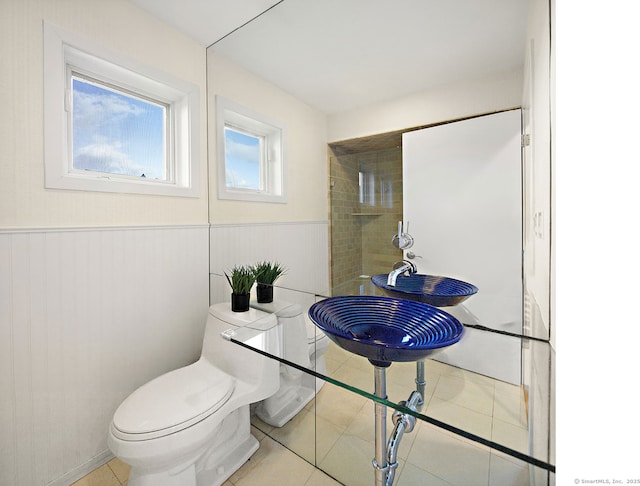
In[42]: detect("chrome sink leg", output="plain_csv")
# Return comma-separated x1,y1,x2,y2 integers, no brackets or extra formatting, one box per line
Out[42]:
372,365,423,486
373,365,389,486
415,360,426,409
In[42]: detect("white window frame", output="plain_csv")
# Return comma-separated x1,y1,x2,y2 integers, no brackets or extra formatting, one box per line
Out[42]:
43,22,200,197
216,96,286,203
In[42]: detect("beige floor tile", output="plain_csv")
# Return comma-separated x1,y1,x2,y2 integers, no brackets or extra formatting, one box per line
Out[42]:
71,464,121,486
319,433,382,486
331,362,374,395
494,381,528,428
267,406,342,465
489,452,530,485
324,355,346,377
425,397,493,440
406,424,491,485
491,418,529,455
313,415,345,464
324,342,351,365
266,407,315,461
432,374,495,416
343,399,376,444
250,423,268,441
231,435,316,486
107,457,130,484
395,461,454,486
304,468,343,486
315,383,368,431
343,354,373,373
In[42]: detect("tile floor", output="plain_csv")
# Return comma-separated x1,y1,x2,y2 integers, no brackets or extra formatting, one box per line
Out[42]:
75,343,542,486
71,429,340,486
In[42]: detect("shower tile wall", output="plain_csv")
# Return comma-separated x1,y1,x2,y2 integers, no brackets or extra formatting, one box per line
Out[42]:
329,150,361,288
330,147,403,290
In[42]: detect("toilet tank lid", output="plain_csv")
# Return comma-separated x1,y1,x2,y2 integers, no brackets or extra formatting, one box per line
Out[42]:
209,303,278,331
112,359,234,441
251,300,302,318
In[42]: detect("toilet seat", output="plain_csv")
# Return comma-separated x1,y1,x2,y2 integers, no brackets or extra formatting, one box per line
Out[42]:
112,360,234,441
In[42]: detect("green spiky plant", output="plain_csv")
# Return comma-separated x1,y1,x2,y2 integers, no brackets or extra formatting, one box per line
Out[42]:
225,265,256,295
253,261,287,285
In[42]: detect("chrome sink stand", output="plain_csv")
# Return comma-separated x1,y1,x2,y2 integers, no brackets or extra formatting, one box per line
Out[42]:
372,364,422,486
415,360,426,407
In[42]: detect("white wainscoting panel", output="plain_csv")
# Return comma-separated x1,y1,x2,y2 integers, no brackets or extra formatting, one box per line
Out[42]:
209,221,329,304
0,225,209,486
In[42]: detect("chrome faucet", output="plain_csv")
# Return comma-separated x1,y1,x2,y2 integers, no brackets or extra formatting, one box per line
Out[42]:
386,260,417,286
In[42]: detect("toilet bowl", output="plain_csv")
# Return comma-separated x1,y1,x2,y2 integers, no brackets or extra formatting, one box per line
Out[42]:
108,304,280,486
250,300,330,427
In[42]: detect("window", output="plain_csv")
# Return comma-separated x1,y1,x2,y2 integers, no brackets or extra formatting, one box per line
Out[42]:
44,23,200,197
216,96,286,203
224,127,263,190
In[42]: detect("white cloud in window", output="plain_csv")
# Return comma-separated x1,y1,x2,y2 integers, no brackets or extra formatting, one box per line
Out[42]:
225,137,259,163
74,139,148,177
73,89,145,125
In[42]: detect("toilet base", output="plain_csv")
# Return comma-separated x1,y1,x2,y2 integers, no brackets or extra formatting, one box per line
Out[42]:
195,434,258,486
124,406,260,486
255,383,316,427
127,435,258,486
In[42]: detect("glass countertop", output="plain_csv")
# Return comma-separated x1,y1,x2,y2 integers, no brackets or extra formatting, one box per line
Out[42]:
211,273,555,474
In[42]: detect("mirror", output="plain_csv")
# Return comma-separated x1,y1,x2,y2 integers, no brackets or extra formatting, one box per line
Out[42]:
206,0,553,483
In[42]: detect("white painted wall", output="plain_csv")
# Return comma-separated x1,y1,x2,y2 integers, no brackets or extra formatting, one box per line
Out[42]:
0,0,208,229
0,226,209,486
327,68,523,142
209,221,330,304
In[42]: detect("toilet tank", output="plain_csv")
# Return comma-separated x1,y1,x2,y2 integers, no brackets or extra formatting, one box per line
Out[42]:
251,300,310,369
202,303,280,388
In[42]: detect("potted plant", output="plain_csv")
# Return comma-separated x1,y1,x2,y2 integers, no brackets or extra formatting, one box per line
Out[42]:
225,265,256,312
253,261,286,303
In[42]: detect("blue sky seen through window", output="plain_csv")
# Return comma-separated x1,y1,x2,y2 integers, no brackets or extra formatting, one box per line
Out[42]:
224,127,262,190
72,77,166,179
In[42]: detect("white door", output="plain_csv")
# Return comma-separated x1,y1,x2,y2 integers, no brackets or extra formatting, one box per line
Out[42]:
402,109,522,384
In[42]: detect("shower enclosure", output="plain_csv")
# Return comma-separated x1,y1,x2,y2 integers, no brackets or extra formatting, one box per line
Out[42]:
328,133,404,293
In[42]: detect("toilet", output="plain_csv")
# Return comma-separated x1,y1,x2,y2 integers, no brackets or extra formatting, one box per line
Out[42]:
250,300,330,427
108,304,280,486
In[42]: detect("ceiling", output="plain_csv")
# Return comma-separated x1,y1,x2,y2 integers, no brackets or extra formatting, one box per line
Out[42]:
130,0,529,115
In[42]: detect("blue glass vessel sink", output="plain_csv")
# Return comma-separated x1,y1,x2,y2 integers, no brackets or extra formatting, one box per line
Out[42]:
371,274,478,307
308,295,464,366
